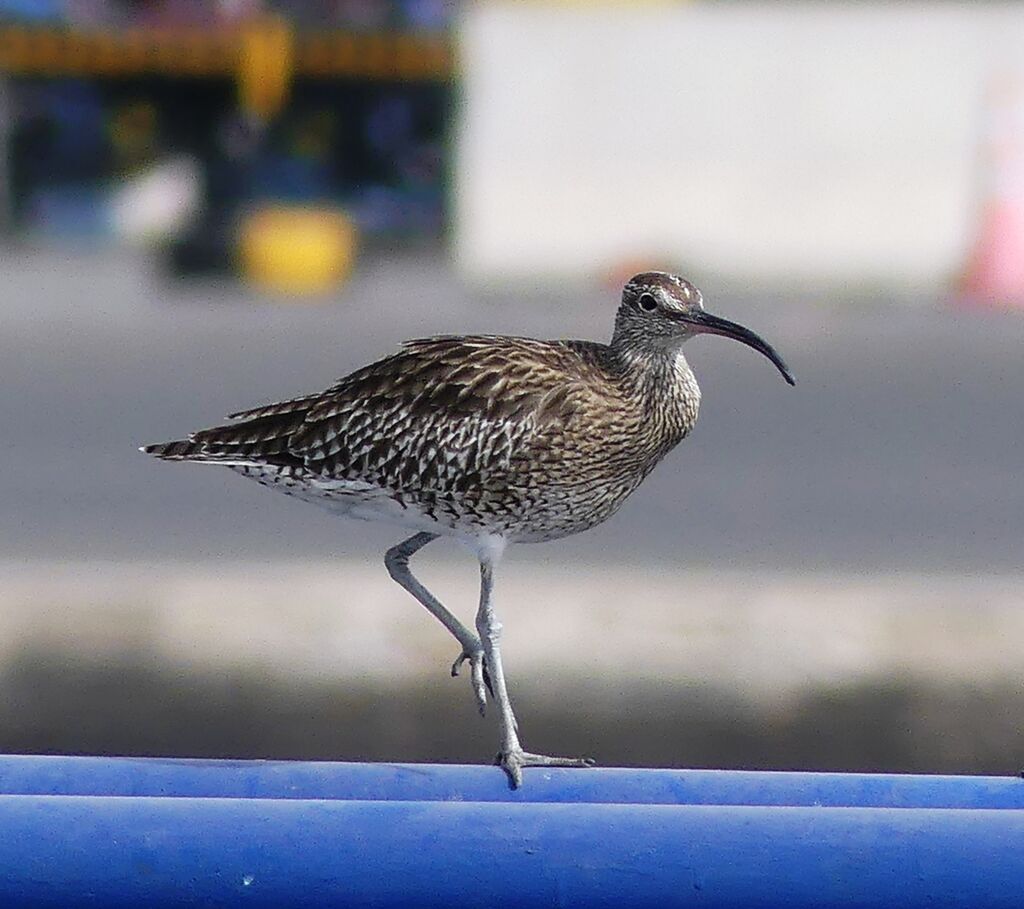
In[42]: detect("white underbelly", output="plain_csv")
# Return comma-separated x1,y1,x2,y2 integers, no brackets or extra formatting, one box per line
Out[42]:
229,463,486,542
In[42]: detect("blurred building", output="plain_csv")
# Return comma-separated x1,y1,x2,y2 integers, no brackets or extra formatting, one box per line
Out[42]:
1,1,1023,298
0,0,454,283
454,3,1024,292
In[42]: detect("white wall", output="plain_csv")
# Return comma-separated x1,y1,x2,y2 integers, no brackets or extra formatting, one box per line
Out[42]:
454,3,1024,288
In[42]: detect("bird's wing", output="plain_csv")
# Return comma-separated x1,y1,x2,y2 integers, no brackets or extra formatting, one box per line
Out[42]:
178,336,605,484
285,336,603,486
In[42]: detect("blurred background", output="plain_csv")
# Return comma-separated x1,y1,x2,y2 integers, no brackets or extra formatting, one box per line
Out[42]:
0,0,1022,775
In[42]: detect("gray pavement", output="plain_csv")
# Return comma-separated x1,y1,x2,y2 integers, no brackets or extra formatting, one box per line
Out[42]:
2,246,1022,573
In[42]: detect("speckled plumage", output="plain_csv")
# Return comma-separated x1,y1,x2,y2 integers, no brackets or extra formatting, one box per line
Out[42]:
146,323,700,545
143,272,793,788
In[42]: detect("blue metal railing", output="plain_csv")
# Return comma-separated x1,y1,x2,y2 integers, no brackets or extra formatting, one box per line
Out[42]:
0,755,1022,908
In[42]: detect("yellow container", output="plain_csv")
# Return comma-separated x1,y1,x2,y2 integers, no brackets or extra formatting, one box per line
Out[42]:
238,206,357,296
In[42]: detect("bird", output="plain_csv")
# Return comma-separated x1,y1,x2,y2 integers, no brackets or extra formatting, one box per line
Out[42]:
142,272,794,787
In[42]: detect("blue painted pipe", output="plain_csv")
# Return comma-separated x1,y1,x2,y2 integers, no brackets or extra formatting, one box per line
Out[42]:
0,796,1022,908
1,754,1022,807
0,756,1022,908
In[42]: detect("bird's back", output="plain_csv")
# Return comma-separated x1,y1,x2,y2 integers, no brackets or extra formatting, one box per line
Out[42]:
145,334,696,542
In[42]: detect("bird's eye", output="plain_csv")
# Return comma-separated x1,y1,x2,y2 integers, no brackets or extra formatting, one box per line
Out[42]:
637,293,658,312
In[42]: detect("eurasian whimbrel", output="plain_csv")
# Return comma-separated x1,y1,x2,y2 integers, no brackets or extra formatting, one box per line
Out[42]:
143,272,794,787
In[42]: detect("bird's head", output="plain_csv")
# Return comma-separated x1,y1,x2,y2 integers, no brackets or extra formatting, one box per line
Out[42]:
613,272,795,385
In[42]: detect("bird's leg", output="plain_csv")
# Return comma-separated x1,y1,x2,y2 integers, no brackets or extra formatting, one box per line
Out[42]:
385,532,491,714
475,554,594,789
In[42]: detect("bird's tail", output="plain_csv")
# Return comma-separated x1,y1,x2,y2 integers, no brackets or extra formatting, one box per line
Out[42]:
142,405,310,466
140,439,245,463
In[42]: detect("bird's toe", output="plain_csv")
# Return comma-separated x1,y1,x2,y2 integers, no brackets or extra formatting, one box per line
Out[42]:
451,648,490,716
495,748,596,789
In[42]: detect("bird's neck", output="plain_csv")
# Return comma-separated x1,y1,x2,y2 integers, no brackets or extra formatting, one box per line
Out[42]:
611,339,702,441
612,337,696,388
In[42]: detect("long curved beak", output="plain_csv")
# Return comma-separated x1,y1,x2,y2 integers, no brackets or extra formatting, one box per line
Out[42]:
682,310,795,386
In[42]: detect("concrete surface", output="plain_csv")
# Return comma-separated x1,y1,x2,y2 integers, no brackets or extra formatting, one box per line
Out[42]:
1,560,1021,700
1,558,1021,773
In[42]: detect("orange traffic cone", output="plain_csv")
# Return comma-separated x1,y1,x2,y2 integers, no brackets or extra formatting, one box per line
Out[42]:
960,73,1024,307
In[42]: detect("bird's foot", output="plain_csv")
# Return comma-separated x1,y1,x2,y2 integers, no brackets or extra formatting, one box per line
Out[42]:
451,648,493,716
496,747,596,789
